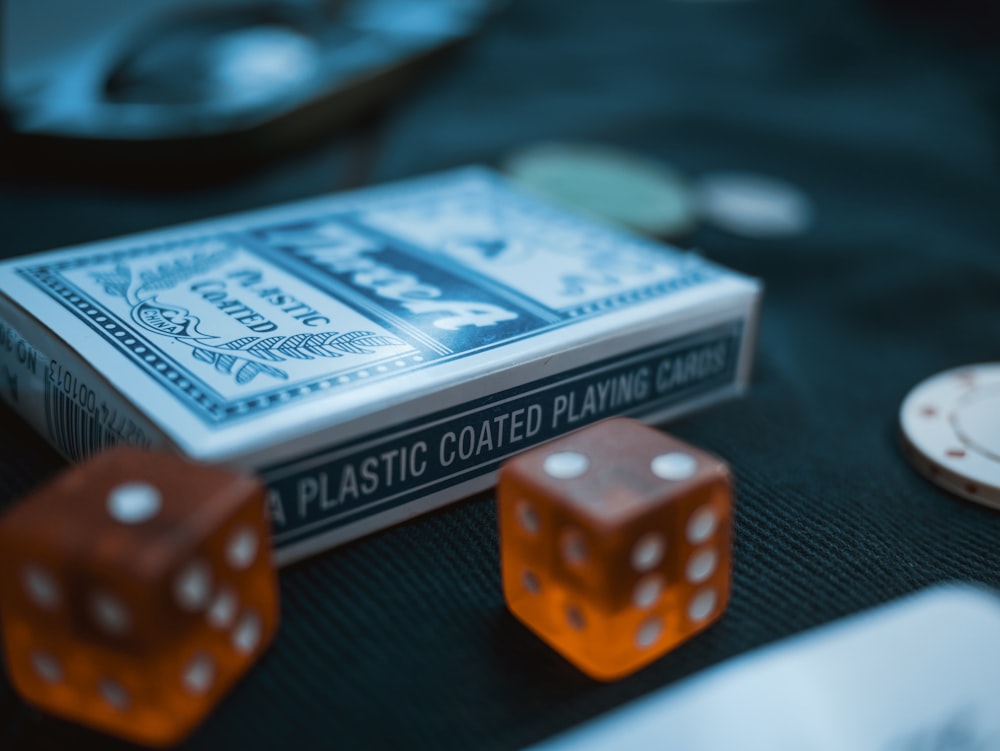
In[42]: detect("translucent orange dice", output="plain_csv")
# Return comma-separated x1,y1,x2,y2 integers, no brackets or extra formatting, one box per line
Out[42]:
498,417,732,680
0,447,280,746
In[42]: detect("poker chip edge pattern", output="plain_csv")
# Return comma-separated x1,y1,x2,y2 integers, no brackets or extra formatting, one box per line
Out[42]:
899,363,1000,510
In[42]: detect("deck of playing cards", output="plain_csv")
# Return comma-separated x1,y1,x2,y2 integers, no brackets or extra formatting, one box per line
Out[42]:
0,167,761,564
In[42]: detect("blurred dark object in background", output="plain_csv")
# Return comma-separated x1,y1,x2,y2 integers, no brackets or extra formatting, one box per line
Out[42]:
873,0,1000,45
0,0,503,182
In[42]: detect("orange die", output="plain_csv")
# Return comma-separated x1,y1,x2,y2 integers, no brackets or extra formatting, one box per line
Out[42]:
0,446,280,746
498,417,732,680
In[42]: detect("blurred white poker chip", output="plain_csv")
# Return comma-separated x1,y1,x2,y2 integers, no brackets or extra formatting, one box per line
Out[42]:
695,171,814,238
899,363,1000,509
503,142,698,239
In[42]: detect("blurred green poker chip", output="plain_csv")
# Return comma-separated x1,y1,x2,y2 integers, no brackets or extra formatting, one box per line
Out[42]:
502,142,698,239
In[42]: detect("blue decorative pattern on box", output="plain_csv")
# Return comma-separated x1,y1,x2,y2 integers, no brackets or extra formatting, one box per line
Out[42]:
16,170,719,425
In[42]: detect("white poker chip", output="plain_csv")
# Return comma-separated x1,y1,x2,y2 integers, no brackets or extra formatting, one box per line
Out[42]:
503,142,698,238
899,363,1000,509
695,171,813,239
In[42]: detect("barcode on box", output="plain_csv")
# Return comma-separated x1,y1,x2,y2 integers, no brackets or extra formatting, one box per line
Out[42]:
44,360,152,460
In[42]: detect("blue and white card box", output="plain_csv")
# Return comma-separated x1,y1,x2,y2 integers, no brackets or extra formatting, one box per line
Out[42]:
0,168,761,563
